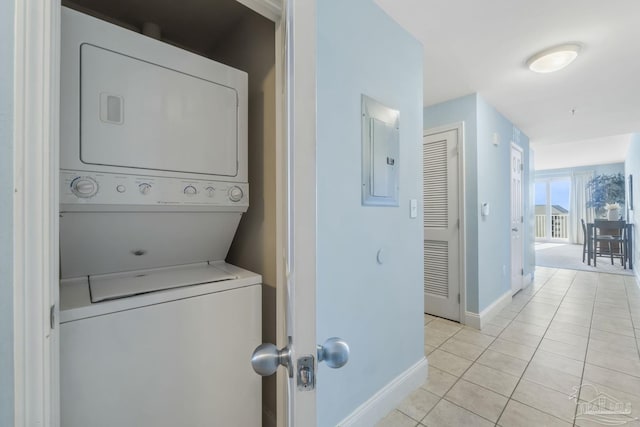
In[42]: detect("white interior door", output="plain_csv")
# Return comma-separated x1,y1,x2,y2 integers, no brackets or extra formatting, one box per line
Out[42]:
275,1,317,425
423,129,460,321
510,143,524,294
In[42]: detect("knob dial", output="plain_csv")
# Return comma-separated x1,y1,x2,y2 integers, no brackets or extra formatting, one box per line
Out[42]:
205,187,215,198
228,186,243,202
184,185,197,196
70,176,98,198
138,183,152,195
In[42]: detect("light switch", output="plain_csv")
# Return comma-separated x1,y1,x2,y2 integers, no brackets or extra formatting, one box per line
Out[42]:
481,202,490,217
410,199,417,218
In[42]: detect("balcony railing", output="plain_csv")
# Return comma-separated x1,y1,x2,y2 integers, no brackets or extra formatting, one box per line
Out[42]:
535,214,569,240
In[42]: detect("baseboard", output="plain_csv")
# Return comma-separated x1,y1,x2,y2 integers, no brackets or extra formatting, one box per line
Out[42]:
464,311,481,329
337,357,428,427
524,273,534,287
465,289,512,330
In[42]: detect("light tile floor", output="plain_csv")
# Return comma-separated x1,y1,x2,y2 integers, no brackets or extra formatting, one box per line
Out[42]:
378,267,640,427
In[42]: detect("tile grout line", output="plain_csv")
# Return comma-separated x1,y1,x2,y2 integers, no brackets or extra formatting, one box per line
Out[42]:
571,272,600,427
622,276,640,360
390,270,635,427
420,270,558,427
492,270,579,427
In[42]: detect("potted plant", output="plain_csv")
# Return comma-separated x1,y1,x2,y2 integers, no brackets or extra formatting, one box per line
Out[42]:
586,173,625,218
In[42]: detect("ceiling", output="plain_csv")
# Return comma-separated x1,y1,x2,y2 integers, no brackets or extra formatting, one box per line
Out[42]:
375,0,640,169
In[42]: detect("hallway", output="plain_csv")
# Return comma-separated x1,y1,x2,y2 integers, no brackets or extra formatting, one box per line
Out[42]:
379,268,640,426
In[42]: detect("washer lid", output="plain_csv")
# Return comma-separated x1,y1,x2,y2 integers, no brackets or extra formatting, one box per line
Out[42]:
89,263,237,303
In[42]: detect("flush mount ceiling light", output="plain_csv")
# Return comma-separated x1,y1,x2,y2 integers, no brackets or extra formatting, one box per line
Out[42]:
526,43,581,73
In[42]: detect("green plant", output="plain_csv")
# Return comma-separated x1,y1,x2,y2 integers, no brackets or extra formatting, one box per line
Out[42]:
587,173,625,215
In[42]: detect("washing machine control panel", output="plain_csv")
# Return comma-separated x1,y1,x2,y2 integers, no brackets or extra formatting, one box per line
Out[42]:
60,170,249,208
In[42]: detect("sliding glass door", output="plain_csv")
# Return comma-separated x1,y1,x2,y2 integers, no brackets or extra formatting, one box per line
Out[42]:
535,178,571,241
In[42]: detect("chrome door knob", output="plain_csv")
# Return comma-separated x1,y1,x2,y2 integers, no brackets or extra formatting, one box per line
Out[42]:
250,343,291,377
317,337,349,369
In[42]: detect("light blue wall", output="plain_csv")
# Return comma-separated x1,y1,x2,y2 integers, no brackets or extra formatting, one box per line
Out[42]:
317,1,424,425
476,96,531,311
625,135,640,280
0,0,14,424
423,94,480,311
424,94,532,313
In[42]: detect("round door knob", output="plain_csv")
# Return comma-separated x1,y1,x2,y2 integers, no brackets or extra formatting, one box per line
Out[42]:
251,343,291,377
317,337,350,369
205,186,215,198
228,186,243,202
184,185,197,196
70,176,98,198
138,183,152,195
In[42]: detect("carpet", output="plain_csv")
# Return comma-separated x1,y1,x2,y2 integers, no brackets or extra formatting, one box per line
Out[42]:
535,243,634,276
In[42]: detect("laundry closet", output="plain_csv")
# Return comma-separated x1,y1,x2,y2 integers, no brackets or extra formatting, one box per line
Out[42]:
58,1,278,425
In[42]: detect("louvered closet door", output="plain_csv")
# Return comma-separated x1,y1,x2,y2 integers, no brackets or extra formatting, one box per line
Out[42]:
423,130,460,321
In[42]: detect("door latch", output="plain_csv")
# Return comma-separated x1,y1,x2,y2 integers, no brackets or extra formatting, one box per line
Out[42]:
297,355,315,391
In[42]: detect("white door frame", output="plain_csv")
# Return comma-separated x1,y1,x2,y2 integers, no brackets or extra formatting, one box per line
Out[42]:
510,142,524,294
281,0,317,425
13,0,318,426
423,123,467,325
12,0,60,425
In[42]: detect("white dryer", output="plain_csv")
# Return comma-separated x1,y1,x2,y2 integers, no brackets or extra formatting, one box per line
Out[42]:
59,7,261,426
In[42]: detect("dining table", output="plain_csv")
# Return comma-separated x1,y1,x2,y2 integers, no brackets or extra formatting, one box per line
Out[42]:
586,220,634,269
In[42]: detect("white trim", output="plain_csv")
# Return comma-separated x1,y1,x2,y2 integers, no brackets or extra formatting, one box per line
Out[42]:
337,358,428,427
510,142,526,294
464,311,481,330
465,290,512,330
524,272,534,287
423,122,467,325
13,0,60,425
287,0,318,425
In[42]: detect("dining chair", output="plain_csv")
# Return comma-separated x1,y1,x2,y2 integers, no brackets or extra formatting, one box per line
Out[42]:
581,219,588,263
593,220,626,268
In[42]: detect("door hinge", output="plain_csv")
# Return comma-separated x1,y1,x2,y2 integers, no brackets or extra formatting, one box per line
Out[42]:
457,293,460,304
520,163,524,171
521,216,524,223
50,304,56,330
521,268,524,276
457,218,460,229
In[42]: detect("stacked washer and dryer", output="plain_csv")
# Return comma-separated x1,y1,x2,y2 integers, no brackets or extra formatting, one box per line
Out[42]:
59,8,261,426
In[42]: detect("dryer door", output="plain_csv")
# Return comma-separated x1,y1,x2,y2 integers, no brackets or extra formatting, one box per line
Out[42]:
80,44,239,177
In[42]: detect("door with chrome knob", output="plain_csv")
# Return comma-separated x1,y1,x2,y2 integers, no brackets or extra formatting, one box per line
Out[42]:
251,337,350,391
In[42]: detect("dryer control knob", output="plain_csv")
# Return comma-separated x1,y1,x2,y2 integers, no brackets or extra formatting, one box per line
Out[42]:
205,187,216,198
139,183,152,195
184,185,197,196
228,186,243,202
70,176,98,198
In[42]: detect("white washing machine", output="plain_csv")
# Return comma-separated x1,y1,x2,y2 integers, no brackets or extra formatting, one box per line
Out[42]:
60,263,261,427
59,8,261,426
